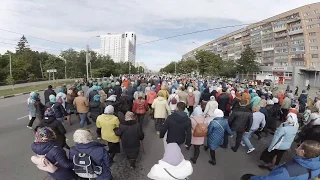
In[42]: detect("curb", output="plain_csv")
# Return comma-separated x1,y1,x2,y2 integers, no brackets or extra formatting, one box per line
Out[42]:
0,89,46,99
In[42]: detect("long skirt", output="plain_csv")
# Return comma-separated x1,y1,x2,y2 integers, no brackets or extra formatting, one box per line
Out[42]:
108,142,120,154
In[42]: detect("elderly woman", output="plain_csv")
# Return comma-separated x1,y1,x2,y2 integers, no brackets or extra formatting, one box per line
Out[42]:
89,94,104,122
168,89,180,113
203,96,219,124
27,92,37,129
65,89,78,125
152,91,171,134
259,112,298,170
96,105,120,162
56,88,67,109
205,109,233,165
115,112,144,168
242,89,251,105
31,127,75,180
70,129,112,180
147,143,193,180
190,106,208,164
250,93,261,108
46,94,67,122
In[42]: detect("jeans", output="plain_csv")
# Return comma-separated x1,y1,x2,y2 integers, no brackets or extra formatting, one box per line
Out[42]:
242,130,256,149
79,113,88,128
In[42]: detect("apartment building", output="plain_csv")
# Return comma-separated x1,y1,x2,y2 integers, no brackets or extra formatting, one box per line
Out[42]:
182,3,320,87
100,32,136,63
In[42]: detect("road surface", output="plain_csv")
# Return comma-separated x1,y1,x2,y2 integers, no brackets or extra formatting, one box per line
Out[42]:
0,79,74,90
0,88,295,180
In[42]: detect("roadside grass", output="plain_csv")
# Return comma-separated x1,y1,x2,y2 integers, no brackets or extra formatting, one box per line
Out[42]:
0,80,74,97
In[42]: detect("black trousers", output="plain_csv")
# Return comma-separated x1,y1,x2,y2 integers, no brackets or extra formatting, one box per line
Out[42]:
223,131,244,150
192,145,200,161
155,118,165,131
188,106,194,115
260,148,286,165
136,114,145,129
280,108,289,121
28,117,36,127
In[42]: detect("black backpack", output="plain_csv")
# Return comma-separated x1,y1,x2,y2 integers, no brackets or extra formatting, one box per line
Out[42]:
72,148,102,179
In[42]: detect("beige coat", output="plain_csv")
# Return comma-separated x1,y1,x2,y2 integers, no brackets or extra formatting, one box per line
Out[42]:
73,96,89,113
178,91,188,103
152,97,171,119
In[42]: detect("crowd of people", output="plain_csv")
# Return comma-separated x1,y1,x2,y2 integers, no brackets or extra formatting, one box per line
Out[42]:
26,75,320,180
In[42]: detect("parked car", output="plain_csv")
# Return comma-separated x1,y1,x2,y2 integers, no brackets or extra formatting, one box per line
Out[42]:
263,79,272,86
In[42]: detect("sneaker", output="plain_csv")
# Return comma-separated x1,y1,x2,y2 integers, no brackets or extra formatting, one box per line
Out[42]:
156,131,160,135
241,141,246,147
247,148,255,154
27,126,33,130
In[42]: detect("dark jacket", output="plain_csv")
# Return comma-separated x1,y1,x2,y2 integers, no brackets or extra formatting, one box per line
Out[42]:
89,101,104,122
45,102,67,119
126,86,135,102
201,88,211,102
69,142,112,180
113,85,122,98
231,97,241,110
115,120,144,159
35,99,45,119
31,141,75,180
298,93,308,104
89,90,99,102
139,83,147,93
37,116,67,148
217,93,230,112
303,125,320,142
228,106,253,132
160,111,192,146
118,95,130,114
44,89,56,104
210,90,218,99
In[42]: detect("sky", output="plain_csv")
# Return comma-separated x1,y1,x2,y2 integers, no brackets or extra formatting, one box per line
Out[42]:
0,0,319,70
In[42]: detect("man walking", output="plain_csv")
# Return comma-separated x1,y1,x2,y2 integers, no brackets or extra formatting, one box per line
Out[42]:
160,102,192,149
73,90,91,128
44,85,56,104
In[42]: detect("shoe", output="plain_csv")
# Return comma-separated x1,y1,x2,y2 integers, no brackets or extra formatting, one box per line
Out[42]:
190,158,196,164
27,126,33,130
204,145,209,151
208,160,216,165
247,148,255,154
241,141,246,147
231,147,237,152
97,137,101,140
156,131,160,135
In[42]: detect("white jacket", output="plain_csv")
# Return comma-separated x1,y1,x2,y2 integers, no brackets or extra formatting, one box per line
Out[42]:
203,101,218,117
168,94,180,111
147,160,193,180
152,97,171,119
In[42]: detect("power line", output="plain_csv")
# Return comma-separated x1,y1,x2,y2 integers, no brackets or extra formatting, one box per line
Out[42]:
0,41,63,52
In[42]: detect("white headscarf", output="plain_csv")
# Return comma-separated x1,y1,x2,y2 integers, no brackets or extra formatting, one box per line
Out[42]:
104,105,114,114
73,129,93,144
162,143,184,166
286,112,299,127
213,109,224,118
210,96,216,101
191,106,203,117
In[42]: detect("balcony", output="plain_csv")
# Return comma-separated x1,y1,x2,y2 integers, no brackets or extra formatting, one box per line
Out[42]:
274,33,287,38
241,31,250,37
263,47,274,51
288,29,303,35
273,25,287,32
286,16,301,23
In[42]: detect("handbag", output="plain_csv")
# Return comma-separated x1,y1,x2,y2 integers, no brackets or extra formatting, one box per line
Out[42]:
163,168,189,180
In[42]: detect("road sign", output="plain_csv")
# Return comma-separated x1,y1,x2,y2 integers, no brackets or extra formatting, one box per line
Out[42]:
46,69,57,73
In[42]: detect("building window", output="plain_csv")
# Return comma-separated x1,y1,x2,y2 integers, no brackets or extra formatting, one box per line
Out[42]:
312,54,319,58
309,32,317,36
307,25,314,29
306,19,313,22
310,39,317,43
285,72,292,77
304,12,310,16
314,10,319,14
310,46,319,50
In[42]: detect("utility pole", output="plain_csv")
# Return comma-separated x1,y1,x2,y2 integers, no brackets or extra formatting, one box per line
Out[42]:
129,61,131,74
175,62,177,75
89,62,92,78
40,61,44,79
9,54,12,78
86,45,89,80
64,60,67,79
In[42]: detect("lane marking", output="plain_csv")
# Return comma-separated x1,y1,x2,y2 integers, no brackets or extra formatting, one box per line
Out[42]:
21,100,27,103
17,115,29,120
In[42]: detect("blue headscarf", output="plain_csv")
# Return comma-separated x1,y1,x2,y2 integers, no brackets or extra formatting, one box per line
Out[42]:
93,94,101,102
93,85,101,91
57,88,63,93
49,94,56,103
31,92,39,100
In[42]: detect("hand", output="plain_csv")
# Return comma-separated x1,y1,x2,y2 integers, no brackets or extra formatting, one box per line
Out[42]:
230,135,233,138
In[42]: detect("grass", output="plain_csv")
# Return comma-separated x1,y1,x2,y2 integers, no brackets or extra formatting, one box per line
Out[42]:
0,80,74,97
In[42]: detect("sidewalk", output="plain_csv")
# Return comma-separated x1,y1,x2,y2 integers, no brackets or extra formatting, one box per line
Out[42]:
0,79,74,90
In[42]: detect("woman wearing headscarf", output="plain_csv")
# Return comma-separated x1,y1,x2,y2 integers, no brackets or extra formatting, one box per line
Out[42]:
203,96,219,123
56,88,67,109
158,85,169,99
250,93,261,108
96,105,120,162
27,92,37,129
258,112,298,170
152,91,171,134
204,109,233,165
31,127,76,180
65,89,77,125
190,106,208,164
118,89,130,114
242,89,251,105
230,92,242,111
114,112,144,168
89,94,104,122
147,143,193,180
46,94,67,122
69,129,112,180
168,89,180,113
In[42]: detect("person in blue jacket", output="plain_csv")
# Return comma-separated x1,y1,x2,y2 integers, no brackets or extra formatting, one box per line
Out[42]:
241,140,320,180
70,129,112,180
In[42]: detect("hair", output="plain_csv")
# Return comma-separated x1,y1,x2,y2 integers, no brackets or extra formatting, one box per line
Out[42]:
301,140,320,159
77,90,84,96
252,105,261,112
177,102,186,111
239,99,248,106
48,85,53,89
181,86,185,91
222,88,227,92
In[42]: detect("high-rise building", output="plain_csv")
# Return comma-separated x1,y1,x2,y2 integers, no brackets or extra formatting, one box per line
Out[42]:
182,2,320,87
100,32,136,63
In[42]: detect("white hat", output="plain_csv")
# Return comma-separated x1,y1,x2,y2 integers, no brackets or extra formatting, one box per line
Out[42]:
104,105,114,114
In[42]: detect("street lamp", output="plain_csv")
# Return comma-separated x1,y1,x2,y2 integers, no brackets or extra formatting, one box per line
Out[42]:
86,35,100,80
58,55,67,79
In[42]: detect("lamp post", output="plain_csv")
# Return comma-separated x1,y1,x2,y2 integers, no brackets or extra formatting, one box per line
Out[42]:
58,56,67,79
86,35,100,80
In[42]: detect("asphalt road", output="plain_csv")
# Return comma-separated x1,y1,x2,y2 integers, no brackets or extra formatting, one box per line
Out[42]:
0,88,295,180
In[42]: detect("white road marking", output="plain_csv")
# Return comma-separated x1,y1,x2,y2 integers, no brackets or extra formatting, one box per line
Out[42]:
17,115,29,120
21,100,27,103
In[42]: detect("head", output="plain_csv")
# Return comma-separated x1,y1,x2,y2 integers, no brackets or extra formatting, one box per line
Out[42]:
57,88,63,93
181,86,185,91
191,106,203,116
296,140,320,158
176,102,186,111
77,90,84,96
239,99,248,106
188,88,193,93
210,96,216,101
49,94,56,103
236,92,241,98
104,105,114,114
48,85,53,89
213,109,224,118
115,81,120,86
222,88,227,93
73,129,93,144
252,105,261,112
302,89,306,93
34,127,56,143
162,143,184,166
93,94,101,102
158,91,164,97
31,92,39,100
261,95,265,100
125,111,135,121
63,83,66,87
67,89,73,95
252,89,256,93
244,89,249,93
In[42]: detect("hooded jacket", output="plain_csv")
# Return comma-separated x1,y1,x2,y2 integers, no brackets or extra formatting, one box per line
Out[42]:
45,102,66,119
69,142,112,180
298,93,308,104
147,90,157,104
89,101,104,122
158,85,169,99
251,155,320,180
152,97,171,119
31,141,75,180
228,106,253,132
96,114,120,143
160,111,192,146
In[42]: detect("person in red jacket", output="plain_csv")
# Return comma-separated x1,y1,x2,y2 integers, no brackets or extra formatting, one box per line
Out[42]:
147,86,158,118
133,92,149,129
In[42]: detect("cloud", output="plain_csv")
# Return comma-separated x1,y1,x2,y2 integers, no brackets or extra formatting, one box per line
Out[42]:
0,0,319,70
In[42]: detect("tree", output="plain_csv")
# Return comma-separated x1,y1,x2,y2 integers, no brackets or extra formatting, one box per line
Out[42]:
236,46,260,74
161,62,176,73
16,35,30,54
219,60,237,77
195,50,222,76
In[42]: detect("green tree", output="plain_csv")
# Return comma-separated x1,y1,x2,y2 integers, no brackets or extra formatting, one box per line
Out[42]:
219,60,237,77
16,35,30,54
236,46,260,74
161,62,176,73
195,50,222,76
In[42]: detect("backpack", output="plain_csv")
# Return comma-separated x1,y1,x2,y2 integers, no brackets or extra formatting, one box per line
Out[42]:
192,118,208,137
73,148,102,179
30,147,58,173
171,95,177,105
57,96,63,104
